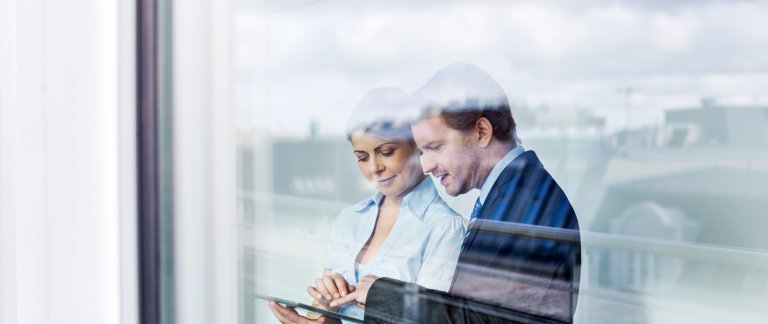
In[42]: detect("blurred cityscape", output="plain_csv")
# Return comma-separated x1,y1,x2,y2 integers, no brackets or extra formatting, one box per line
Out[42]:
230,1,768,322
236,98,768,323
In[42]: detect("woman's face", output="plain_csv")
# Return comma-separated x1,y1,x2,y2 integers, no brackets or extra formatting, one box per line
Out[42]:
350,131,424,199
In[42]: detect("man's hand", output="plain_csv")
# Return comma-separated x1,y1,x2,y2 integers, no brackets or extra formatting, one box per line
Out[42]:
329,275,379,308
267,301,340,324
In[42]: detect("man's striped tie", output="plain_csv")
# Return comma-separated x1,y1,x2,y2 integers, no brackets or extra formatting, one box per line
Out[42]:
460,197,482,252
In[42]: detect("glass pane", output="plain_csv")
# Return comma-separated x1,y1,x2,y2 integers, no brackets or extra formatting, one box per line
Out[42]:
231,1,768,323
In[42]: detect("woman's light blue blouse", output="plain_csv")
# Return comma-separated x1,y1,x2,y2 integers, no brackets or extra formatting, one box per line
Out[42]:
324,176,466,321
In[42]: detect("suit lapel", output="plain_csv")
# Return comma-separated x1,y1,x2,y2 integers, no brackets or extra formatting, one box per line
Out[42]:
479,151,543,221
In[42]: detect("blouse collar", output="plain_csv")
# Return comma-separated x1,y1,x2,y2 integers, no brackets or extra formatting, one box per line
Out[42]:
351,176,437,220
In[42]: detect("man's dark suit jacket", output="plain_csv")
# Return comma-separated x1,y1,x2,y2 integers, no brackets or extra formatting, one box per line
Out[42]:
363,150,581,323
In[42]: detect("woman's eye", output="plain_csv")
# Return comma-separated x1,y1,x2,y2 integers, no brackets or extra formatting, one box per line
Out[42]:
381,150,394,156
357,156,368,162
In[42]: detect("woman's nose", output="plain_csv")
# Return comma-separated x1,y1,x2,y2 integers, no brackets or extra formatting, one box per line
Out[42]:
370,156,385,173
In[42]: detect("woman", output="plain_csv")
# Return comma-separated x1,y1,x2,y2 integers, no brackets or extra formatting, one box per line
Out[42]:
269,87,465,323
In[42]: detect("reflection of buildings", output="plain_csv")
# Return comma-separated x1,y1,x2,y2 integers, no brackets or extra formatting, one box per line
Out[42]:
612,102,768,149
586,103,768,321
514,102,768,321
235,102,768,323
271,139,374,203
594,168,768,248
593,168,768,295
663,103,768,147
512,105,612,223
236,135,375,324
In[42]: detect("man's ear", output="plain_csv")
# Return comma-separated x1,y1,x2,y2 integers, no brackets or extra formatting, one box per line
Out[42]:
476,117,493,147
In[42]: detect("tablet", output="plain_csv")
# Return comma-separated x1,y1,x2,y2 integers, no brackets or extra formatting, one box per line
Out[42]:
255,293,364,323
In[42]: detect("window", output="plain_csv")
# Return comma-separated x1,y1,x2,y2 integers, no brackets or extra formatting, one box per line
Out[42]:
167,1,768,323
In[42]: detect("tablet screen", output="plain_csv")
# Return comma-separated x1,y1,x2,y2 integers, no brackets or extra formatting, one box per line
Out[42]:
254,293,364,323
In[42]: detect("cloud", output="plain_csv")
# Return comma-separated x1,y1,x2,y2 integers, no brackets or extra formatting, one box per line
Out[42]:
234,0,768,133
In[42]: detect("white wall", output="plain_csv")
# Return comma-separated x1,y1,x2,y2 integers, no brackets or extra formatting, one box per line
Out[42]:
0,0,136,323
0,0,19,322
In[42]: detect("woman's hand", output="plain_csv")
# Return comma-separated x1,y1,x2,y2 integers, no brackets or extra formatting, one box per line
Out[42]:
330,275,378,309
307,273,355,309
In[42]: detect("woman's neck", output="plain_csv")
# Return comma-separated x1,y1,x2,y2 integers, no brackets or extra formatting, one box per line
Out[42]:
380,195,402,209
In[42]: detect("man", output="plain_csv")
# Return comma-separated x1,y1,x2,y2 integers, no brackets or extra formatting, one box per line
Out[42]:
270,63,581,323
330,63,581,323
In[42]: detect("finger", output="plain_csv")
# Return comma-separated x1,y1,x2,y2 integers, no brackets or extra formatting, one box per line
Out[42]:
347,284,356,292
331,274,348,296
267,301,294,323
275,302,297,316
329,291,357,308
267,302,284,322
307,287,332,309
271,302,315,324
356,302,365,310
322,276,340,299
315,278,332,300
307,286,324,301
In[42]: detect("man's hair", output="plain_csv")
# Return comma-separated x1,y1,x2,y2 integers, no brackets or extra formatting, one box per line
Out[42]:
413,63,520,144
439,105,516,142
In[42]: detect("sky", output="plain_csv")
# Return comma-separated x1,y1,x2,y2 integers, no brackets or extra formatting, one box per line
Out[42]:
233,0,768,134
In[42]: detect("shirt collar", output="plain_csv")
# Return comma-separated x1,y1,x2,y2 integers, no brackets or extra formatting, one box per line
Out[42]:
351,192,381,213
351,176,437,220
402,176,439,219
478,145,525,205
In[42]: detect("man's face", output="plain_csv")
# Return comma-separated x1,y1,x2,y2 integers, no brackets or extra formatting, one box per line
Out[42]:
412,116,482,196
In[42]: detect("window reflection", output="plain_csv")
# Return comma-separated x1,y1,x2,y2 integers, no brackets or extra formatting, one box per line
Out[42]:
232,1,768,323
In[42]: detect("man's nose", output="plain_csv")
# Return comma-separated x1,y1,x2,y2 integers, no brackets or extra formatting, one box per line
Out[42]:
420,153,437,174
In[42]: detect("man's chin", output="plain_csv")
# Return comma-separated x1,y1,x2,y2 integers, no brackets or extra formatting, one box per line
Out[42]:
444,186,462,197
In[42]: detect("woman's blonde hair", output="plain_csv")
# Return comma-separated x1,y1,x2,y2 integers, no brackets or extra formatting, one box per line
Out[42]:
346,87,415,144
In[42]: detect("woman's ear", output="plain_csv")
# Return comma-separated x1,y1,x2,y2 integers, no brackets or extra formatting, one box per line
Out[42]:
476,117,493,147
